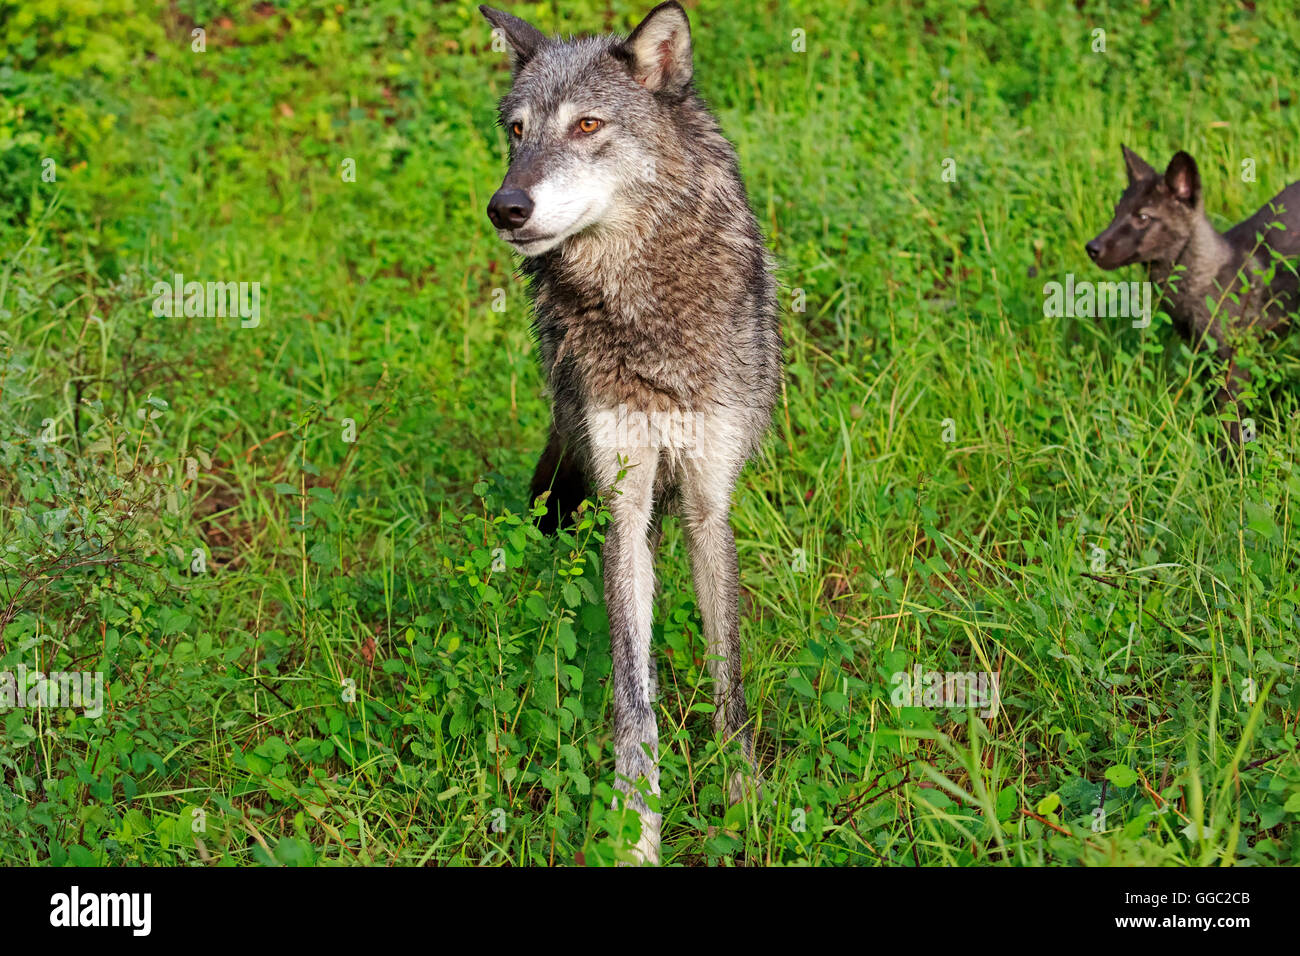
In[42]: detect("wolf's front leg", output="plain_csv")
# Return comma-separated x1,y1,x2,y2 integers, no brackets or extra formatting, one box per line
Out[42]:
1215,349,1253,452
680,457,756,806
529,427,591,534
598,446,662,865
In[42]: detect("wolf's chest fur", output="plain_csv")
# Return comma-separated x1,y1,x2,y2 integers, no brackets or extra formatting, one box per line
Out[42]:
1149,253,1265,348
527,198,779,443
1150,236,1293,350
536,272,729,408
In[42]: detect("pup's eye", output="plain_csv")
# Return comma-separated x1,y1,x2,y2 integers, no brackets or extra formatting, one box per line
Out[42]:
510,121,523,136
577,118,603,134
1135,212,1151,223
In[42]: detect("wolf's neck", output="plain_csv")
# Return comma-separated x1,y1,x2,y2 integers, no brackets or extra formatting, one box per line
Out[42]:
555,182,706,301
1179,215,1233,283
1152,213,1234,297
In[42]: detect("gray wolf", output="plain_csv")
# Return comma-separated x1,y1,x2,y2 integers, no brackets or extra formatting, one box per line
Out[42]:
1086,146,1300,444
480,1,783,864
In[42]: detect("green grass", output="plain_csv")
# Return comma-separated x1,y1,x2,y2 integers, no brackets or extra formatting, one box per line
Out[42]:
1,0,1298,866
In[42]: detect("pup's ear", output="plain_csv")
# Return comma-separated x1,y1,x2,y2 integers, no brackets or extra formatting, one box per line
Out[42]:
480,6,545,70
1164,151,1200,206
617,1,693,93
1121,144,1156,184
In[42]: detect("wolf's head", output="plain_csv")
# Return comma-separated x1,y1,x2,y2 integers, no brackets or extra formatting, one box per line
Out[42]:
480,2,695,257
1086,147,1203,270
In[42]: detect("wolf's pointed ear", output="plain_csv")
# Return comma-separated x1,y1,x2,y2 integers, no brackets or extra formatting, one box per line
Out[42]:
1121,145,1156,184
480,6,545,69
1165,151,1200,206
617,1,693,94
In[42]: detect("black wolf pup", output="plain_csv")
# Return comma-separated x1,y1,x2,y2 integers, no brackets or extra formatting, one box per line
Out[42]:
480,1,783,864
1087,146,1300,443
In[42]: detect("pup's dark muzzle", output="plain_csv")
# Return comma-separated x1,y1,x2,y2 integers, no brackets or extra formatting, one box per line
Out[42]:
487,188,534,230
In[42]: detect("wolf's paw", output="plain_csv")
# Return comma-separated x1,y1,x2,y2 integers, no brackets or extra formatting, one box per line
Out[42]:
617,810,661,866
727,768,766,807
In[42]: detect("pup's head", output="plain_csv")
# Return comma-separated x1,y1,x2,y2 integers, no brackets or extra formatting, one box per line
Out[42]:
1085,146,1203,270
480,2,694,257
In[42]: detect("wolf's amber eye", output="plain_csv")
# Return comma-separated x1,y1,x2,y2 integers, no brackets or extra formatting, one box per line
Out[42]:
577,118,603,134
510,121,523,136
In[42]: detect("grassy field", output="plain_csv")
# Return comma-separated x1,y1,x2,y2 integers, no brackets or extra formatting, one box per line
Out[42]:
1,0,1298,866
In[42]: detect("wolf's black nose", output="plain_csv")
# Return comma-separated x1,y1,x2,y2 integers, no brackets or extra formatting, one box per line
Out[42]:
488,189,534,229
1085,240,1101,262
